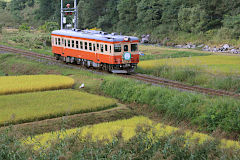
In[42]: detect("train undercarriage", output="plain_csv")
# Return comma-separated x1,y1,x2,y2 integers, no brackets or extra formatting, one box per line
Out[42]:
54,54,137,74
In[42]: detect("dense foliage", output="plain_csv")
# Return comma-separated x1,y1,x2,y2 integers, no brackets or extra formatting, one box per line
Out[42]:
1,0,240,43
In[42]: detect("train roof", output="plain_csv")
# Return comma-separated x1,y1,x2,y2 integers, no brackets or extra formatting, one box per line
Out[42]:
52,29,139,42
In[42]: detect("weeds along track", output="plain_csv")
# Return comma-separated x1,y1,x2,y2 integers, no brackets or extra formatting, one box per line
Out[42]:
125,73,240,98
1,45,239,98
0,45,56,61
0,45,105,74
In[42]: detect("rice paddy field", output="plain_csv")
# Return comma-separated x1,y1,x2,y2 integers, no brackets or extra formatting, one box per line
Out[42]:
24,116,240,151
0,75,74,95
138,55,240,75
0,90,117,125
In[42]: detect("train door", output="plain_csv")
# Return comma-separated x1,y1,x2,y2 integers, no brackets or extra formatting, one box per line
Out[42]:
96,43,100,63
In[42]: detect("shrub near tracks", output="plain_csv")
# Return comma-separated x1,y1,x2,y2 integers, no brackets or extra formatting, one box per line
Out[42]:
0,90,117,126
0,75,74,95
101,76,240,133
23,117,240,156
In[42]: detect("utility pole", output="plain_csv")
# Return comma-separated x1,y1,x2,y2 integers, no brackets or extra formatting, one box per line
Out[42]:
61,0,78,30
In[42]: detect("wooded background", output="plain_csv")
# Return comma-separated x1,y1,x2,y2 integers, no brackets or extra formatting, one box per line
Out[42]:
1,0,240,43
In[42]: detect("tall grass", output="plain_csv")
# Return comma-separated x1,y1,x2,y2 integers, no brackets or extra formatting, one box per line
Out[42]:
0,90,117,126
137,64,240,92
140,51,211,61
100,76,240,133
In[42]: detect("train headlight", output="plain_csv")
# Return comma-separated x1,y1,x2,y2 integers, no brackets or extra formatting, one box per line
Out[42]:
123,52,131,61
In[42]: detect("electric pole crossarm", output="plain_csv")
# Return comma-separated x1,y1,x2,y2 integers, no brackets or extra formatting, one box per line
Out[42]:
61,0,78,30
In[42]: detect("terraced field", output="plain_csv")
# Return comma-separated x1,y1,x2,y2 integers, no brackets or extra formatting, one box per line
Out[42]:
24,116,240,150
0,75,74,95
0,90,117,125
138,55,240,75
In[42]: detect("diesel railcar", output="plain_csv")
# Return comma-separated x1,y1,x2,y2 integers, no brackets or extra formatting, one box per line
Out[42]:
51,29,139,73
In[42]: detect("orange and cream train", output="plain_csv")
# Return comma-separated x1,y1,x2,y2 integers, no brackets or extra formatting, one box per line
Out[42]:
51,29,140,73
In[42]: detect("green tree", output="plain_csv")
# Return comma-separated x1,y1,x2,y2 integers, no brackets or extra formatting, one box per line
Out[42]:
222,14,240,39
178,5,208,33
117,0,138,33
97,0,120,32
78,0,107,29
137,0,163,33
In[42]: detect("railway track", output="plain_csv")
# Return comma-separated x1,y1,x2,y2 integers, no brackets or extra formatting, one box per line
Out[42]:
125,74,240,98
1,45,239,98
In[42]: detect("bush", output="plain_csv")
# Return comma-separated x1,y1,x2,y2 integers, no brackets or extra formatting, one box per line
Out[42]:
19,23,30,32
39,21,59,33
0,24,3,33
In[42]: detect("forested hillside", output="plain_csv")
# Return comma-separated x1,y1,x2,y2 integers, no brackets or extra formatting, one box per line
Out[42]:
1,0,240,45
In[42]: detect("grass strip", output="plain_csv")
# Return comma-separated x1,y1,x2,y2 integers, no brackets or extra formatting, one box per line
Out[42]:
100,76,240,133
0,75,74,95
0,90,117,126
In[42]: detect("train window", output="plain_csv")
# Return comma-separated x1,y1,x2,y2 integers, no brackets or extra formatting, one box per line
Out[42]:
80,41,83,49
105,45,108,52
55,38,58,45
110,45,112,53
72,40,75,48
85,42,88,50
114,44,121,52
65,40,67,47
131,44,138,52
93,44,96,51
100,44,104,53
124,45,128,51
68,40,71,47
97,43,99,50
89,43,92,51
58,38,61,45
76,41,79,49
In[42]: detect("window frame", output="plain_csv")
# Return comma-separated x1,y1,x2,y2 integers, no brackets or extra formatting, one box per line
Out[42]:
72,40,75,48
131,44,138,52
76,41,79,49
80,41,83,49
100,44,104,53
89,42,92,51
105,44,108,52
85,42,88,50
124,45,129,52
58,38,61,45
68,40,71,48
114,44,122,52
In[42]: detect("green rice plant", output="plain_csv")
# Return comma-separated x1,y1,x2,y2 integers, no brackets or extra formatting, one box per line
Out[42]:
23,116,240,151
0,90,117,125
0,75,74,95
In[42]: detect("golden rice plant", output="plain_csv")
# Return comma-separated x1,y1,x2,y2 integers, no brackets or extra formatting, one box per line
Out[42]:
23,116,240,150
0,75,75,95
138,55,240,74
0,90,117,125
